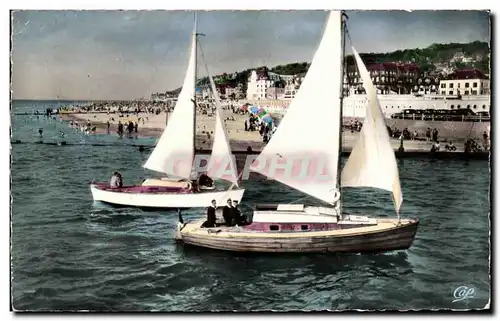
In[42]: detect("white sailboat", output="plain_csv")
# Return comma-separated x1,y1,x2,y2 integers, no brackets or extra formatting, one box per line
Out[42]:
175,11,419,253
90,14,245,209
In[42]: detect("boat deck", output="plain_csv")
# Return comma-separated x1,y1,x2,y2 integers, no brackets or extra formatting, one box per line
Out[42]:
92,183,192,194
181,218,417,238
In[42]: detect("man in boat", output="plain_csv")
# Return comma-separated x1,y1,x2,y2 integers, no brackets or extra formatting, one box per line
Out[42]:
231,200,248,226
198,172,214,189
201,199,217,228
110,172,120,188
223,199,234,226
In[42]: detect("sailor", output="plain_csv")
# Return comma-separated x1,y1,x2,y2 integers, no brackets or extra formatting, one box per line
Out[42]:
110,172,120,188
117,172,123,188
231,200,247,226
223,199,234,226
201,199,217,228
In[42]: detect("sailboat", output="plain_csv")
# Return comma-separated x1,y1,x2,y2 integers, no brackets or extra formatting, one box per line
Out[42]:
175,11,419,253
90,14,245,209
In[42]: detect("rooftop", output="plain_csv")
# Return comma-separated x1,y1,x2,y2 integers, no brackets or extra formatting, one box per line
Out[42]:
445,68,489,80
366,62,420,73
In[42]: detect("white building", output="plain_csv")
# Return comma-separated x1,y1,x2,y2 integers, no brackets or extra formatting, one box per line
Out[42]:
438,69,490,96
246,70,275,100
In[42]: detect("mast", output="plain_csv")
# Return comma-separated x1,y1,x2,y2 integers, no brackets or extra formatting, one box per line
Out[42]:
193,12,198,155
337,11,348,210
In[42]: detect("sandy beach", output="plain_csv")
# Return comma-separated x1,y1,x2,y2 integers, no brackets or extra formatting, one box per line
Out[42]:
59,109,465,153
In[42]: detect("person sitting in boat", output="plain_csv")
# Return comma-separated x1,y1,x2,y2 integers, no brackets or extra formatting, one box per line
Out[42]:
110,172,120,188
201,199,217,228
198,172,214,189
223,199,234,226
231,200,248,226
117,173,123,188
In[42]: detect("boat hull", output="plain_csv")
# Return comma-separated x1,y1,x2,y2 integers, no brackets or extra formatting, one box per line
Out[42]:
177,218,419,253
90,184,245,209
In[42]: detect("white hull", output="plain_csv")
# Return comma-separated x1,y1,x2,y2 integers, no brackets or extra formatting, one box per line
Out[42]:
90,184,245,209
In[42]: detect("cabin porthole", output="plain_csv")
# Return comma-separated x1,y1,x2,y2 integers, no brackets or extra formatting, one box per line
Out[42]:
301,225,309,231
269,225,279,231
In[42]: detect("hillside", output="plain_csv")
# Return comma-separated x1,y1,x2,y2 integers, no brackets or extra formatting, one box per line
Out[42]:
163,41,489,95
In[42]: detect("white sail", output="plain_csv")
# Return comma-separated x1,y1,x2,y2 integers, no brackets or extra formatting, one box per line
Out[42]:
205,65,239,187
249,11,343,204
341,47,403,214
143,25,197,179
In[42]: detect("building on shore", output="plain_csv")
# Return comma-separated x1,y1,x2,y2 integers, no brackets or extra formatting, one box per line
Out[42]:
438,69,490,96
246,70,274,100
345,61,420,95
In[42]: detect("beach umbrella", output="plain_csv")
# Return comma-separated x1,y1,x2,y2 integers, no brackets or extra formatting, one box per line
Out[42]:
249,106,260,114
261,115,274,124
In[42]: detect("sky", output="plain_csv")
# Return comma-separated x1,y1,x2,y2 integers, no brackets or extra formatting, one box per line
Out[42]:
11,10,490,100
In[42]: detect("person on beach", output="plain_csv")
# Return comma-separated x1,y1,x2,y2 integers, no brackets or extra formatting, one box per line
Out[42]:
201,200,217,228
134,122,138,134
483,131,489,150
432,128,439,142
106,121,111,133
127,121,134,136
425,128,431,141
445,141,456,151
117,121,124,137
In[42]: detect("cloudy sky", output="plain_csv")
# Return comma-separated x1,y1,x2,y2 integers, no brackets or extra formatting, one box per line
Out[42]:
11,10,490,100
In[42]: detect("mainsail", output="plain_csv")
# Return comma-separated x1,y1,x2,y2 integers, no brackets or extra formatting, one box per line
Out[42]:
341,47,403,214
249,11,343,204
204,59,239,187
143,22,197,179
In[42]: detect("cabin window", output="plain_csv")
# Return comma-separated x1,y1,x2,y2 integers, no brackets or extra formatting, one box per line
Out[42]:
409,105,412,109
451,105,455,109
301,225,309,231
467,105,471,109
473,105,477,109
457,105,461,109
269,225,279,231
483,105,486,109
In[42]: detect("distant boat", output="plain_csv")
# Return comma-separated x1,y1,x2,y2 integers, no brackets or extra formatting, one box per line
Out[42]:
175,11,419,253
90,13,245,209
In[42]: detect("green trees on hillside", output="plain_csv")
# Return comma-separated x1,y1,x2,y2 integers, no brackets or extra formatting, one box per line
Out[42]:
168,41,489,93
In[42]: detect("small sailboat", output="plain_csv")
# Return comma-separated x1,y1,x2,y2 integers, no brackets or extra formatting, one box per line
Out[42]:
175,11,419,253
90,14,245,209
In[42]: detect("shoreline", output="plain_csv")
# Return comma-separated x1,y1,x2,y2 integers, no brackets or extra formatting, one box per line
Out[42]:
59,111,481,153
